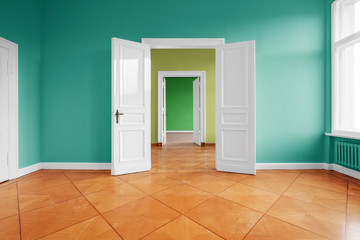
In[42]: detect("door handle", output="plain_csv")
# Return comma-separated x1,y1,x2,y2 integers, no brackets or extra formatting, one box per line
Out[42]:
115,110,124,124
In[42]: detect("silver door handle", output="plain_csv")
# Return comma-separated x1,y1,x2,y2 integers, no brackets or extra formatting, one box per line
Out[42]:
115,110,124,124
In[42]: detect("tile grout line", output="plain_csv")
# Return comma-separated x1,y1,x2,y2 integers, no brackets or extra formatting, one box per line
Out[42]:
259,172,334,240
62,171,125,240
240,172,302,240
15,181,22,240
29,172,111,240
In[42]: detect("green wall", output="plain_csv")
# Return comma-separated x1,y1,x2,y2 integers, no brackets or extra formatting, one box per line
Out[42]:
0,0,329,165
40,0,326,164
166,77,197,131
152,50,216,142
0,0,42,168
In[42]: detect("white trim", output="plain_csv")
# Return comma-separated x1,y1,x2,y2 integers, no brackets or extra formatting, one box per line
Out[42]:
18,162,111,177
16,162,360,180
167,131,193,133
158,71,206,144
331,1,360,139
325,132,360,140
0,37,18,180
18,163,42,177
141,38,224,49
328,164,360,180
256,163,328,170
42,162,111,170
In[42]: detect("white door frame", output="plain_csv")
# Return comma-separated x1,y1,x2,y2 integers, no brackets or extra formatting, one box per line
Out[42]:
158,71,206,144
0,37,18,180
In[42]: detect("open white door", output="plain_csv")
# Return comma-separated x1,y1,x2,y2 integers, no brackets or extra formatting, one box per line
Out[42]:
0,46,9,182
216,41,256,175
193,78,201,145
163,78,166,146
111,38,151,175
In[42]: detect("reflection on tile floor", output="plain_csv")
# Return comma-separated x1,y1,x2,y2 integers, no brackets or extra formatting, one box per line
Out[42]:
0,143,360,239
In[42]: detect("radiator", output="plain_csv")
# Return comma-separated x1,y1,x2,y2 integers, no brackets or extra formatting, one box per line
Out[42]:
335,141,360,170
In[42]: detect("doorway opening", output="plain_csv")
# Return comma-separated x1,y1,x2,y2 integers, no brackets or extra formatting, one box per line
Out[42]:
158,71,206,146
111,38,256,176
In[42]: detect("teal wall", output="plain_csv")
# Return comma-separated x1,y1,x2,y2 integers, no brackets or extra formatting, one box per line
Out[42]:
1,0,330,166
0,0,42,168
41,0,326,164
166,77,197,131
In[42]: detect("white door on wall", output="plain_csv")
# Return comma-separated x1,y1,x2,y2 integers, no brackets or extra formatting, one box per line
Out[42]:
111,38,151,175
193,78,201,145
216,41,256,175
162,78,166,146
0,46,9,183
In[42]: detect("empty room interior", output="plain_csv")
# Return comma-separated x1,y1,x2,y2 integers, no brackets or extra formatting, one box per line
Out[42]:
1,0,360,239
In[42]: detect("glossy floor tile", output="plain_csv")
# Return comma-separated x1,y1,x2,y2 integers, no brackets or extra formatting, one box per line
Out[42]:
0,215,21,240
1,143,360,239
39,216,121,240
85,183,146,213
244,215,327,240
186,196,262,239
103,196,180,240
18,182,82,213
152,183,213,213
143,215,223,240
267,196,346,240
21,197,98,240
184,173,236,194
284,182,347,212
219,182,280,212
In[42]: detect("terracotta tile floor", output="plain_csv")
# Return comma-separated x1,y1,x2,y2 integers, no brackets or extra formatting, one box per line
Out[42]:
1,143,360,239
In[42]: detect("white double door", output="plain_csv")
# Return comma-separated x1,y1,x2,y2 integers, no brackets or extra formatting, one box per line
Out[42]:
111,38,256,175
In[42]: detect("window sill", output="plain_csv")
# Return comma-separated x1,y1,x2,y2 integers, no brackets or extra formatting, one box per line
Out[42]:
325,133,360,141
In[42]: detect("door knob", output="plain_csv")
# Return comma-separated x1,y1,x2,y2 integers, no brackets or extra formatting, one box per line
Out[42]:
115,110,124,124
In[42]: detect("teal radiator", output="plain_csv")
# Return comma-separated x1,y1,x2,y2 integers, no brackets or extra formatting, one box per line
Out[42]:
335,141,360,171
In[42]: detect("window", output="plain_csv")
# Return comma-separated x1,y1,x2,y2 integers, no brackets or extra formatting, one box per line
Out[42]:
332,0,360,138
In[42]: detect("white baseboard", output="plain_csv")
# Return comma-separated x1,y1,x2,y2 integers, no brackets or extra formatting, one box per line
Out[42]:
41,162,111,170
17,162,360,180
256,162,360,180
18,163,42,177
328,164,360,180
17,162,111,178
256,163,327,170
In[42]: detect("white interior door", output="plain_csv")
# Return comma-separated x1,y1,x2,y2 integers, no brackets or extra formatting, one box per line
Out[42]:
216,41,256,175
0,46,9,182
193,78,201,145
111,38,151,175
163,78,166,145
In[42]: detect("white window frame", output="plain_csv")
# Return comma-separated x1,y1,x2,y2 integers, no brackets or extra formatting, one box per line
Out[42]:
329,0,360,140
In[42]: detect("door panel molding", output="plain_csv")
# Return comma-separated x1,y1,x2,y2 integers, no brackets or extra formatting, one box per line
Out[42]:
216,41,256,175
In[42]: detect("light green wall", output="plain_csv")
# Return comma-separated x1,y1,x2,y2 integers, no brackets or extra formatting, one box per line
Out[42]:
152,50,216,142
166,77,197,131
0,0,42,168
